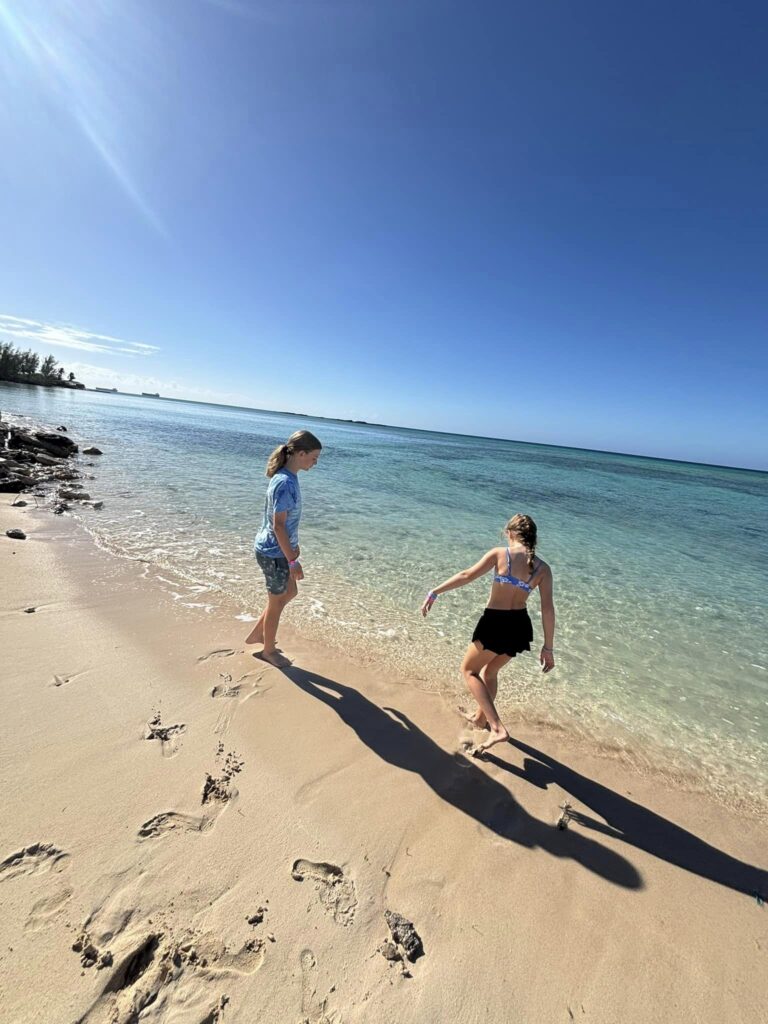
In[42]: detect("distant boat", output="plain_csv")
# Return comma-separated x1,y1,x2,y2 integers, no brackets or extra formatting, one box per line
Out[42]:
95,387,118,393
142,392,160,398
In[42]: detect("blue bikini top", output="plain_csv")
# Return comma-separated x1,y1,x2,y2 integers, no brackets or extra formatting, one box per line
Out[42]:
493,549,538,592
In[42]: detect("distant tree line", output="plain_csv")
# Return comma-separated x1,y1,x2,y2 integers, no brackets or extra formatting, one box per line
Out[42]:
0,340,82,388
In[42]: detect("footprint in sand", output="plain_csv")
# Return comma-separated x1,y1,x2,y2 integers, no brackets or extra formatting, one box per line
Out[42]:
137,748,243,841
143,711,186,758
299,949,335,1024
202,746,244,803
75,924,263,1023
136,811,216,841
211,671,266,735
197,648,236,663
25,887,73,930
0,842,69,881
291,860,357,926
211,671,241,700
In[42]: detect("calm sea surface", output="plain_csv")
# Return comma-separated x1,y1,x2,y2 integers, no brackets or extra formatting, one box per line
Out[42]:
4,383,767,812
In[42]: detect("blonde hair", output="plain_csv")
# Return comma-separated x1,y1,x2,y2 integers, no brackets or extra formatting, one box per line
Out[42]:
265,430,322,477
505,514,537,574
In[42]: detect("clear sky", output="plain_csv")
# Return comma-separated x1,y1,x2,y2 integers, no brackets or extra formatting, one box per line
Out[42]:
1,1,766,469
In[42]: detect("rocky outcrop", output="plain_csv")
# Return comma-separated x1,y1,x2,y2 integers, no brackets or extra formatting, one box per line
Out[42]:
0,418,103,507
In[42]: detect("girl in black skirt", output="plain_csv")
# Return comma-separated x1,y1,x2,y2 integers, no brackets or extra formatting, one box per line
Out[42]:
421,514,555,756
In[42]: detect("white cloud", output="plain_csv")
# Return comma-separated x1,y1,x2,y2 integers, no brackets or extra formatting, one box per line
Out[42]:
0,313,159,356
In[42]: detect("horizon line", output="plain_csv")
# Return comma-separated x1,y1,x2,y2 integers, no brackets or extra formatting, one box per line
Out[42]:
73,385,767,475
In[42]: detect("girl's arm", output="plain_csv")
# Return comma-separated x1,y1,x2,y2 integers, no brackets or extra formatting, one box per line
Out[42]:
421,550,498,617
538,565,556,672
272,510,299,562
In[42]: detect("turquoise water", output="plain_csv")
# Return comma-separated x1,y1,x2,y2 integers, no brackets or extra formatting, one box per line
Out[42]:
3,382,767,812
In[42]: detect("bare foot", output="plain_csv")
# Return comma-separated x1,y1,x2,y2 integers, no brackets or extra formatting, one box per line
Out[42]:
255,650,292,668
245,624,264,645
459,707,490,730
470,727,510,758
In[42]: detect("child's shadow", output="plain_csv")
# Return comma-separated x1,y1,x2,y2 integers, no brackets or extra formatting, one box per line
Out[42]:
481,741,768,899
284,667,642,890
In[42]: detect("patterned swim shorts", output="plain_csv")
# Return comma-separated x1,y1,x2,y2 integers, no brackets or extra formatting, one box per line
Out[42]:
255,551,290,595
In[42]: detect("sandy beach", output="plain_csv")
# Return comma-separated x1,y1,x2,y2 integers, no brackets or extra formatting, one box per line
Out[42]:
1,494,766,1024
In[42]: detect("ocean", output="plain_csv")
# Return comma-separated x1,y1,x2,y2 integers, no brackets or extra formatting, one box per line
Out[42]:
3,382,767,814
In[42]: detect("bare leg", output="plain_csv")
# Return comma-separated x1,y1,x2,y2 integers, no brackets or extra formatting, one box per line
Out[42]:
258,577,297,665
245,609,266,645
460,644,510,755
463,654,509,728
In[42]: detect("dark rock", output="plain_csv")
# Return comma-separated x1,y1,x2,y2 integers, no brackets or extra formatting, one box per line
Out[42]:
384,911,424,962
59,489,91,501
52,502,69,515
32,452,60,467
56,425,68,432
8,430,75,459
6,529,26,540
379,941,401,962
11,500,28,507
7,429,43,453
0,477,33,492
33,432,78,457
83,446,103,455
24,607,36,614
8,448,35,463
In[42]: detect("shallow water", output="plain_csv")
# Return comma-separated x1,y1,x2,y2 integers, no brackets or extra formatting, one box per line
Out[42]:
4,382,767,812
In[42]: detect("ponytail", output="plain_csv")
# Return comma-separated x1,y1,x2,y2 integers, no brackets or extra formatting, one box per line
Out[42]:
265,443,290,478
265,429,323,478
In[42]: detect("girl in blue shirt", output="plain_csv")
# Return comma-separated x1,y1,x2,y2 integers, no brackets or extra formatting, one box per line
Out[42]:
246,430,322,665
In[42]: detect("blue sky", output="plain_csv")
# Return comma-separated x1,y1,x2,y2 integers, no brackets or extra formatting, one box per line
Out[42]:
1,1,766,469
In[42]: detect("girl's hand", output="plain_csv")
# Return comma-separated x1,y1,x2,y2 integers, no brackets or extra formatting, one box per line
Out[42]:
290,560,304,581
421,592,437,617
540,647,555,673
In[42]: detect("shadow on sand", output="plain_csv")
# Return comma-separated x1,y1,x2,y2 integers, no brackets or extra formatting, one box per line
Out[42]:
285,668,767,900
284,667,642,890
483,739,768,900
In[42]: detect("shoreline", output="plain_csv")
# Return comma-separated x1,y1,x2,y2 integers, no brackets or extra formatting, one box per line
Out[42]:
3,405,766,822
2,477,767,1020
83,522,768,824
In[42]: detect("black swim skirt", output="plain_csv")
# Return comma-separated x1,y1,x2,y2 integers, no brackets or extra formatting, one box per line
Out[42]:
472,608,533,658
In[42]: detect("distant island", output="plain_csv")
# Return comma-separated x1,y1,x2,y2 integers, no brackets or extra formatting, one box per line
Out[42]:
0,340,84,390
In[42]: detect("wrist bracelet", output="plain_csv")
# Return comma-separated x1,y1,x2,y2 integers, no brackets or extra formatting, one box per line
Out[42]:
289,559,300,567
427,590,438,601
542,646,554,653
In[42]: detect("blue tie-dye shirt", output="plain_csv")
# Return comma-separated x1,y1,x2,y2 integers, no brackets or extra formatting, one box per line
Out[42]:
254,468,302,560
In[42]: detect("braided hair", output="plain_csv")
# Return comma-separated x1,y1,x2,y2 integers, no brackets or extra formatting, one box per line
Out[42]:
505,514,537,574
